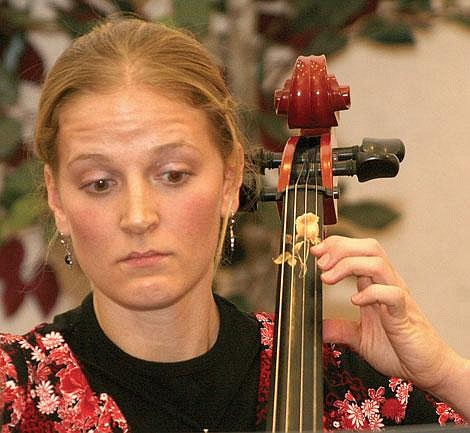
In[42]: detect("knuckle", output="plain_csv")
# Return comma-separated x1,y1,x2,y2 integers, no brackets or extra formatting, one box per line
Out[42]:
370,256,386,273
326,234,342,247
392,286,407,306
365,238,383,254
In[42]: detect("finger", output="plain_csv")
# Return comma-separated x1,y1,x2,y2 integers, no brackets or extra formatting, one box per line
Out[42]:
351,283,407,319
323,318,361,352
320,256,397,286
311,236,386,271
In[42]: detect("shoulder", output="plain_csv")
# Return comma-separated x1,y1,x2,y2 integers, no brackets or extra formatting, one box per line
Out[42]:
1,325,74,391
1,324,129,432
0,301,84,381
0,326,68,429
1,325,51,382
0,299,88,383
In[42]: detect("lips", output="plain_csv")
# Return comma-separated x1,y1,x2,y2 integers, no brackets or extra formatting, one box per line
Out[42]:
120,250,168,268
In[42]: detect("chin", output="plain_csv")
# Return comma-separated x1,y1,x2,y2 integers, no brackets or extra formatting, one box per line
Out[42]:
112,279,190,312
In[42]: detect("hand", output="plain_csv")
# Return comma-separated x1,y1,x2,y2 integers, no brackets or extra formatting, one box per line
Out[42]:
310,236,464,398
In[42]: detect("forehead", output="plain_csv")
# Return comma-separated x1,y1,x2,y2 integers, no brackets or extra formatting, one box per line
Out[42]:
56,86,220,163
58,86,213,137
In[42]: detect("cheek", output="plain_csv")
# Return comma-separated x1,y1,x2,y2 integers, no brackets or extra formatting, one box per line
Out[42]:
176,192,222,243
64,199,115,254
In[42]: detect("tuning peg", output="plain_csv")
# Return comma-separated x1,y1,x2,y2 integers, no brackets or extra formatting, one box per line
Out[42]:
360,138,405,162
334,138,405,163
355,152,400,182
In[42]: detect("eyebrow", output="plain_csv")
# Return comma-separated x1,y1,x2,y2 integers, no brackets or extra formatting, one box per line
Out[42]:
66,141,202,169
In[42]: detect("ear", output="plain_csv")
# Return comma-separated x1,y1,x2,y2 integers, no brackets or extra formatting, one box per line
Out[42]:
221,144,244,217
44,164,70,235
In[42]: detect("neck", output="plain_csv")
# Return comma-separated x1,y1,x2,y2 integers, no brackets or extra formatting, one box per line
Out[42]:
92,289,220,363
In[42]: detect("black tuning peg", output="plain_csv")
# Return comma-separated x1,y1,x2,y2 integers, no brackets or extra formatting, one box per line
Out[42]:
332,137,404,182
355,152,400,182
334,138,405,163
360,138,405,162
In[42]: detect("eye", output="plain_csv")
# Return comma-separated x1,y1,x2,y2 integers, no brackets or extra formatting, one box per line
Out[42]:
162,171,189,184
82,178,114,193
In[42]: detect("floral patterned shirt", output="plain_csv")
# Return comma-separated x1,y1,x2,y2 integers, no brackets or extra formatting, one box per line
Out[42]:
256,313,465,431
0,301,465,432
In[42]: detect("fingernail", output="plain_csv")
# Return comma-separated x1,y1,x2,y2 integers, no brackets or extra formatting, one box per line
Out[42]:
351,292,362,303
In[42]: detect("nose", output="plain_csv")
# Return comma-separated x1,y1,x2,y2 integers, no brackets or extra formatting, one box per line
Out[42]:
120,181,159,235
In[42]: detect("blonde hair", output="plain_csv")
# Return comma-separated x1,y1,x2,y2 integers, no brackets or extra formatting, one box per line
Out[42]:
35,17,244,171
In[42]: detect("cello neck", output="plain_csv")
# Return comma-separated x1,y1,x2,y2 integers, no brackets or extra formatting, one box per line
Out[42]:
267,140,325,433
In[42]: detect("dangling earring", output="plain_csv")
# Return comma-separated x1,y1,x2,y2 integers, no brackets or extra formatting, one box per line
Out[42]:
59,232,73,270
229,212,236,254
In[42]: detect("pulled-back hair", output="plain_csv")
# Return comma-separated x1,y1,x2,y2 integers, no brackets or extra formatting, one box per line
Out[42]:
35,17,245,170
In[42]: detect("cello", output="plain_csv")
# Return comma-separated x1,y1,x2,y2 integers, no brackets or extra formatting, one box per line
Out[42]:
249,55,405,432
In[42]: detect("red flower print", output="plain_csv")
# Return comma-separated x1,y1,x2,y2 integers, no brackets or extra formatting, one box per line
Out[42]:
37,393,59,415
42,332,65,350
361,399,379,418
58,366,88,395
99,394,129,432
333,398,348,414
389,377,402,392
256,313,274,351
34,380,55,401
436,403,451,425
435,402,465,425
47,345,75,365
395,382,413,405
33,362,52,383
347,403,365,429
340,414,355,430
381,398,405,423
368,412,384,430
1,330,130,432
79,387,101,420
324,344,342,368
255,312,274,427
2,380,18,405
345,390,356,402
368,387,385,404
10,391,26,425
0,349,17,379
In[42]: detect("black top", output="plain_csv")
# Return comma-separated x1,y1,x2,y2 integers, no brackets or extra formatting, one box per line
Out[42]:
49,294,262,433
1,294,456,431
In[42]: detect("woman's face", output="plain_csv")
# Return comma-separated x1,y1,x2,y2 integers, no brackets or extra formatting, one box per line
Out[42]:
45,86,240,312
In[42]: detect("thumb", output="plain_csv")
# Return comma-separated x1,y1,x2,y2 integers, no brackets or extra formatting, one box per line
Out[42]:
323,318,361,352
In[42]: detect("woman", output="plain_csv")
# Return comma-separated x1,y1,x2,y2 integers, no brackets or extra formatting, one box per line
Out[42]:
1,17,469,432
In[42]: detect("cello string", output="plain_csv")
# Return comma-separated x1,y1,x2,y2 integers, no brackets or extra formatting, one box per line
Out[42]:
313,144,321,427
285,169,302,429
299,162,311,431
271,171,291,431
